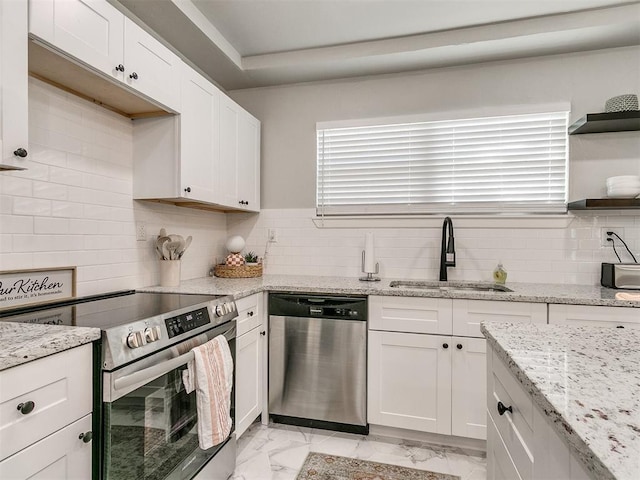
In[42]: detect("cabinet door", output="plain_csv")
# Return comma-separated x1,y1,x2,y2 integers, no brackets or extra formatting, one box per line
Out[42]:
123,17,181,111
368,330,451,434
369,295,452,334
29,0,125,81
236,293,261,336
218,95,239,208
236,110,260,211
236,326,263,438
549,304,640,329
451,337,486,439
0,0,28,168
0,344,93,461
180,67,220,203
0,414,92,479
453,300,547,337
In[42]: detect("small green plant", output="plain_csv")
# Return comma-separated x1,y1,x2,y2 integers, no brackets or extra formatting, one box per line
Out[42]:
244,251,259,263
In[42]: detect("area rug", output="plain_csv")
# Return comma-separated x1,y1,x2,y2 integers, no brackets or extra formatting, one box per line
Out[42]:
296,452,461,480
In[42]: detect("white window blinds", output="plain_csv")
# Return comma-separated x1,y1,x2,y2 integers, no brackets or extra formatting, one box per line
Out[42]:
317,111,569,215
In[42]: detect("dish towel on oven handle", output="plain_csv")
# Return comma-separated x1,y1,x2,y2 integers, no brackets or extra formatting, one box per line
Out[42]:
182,335,233,450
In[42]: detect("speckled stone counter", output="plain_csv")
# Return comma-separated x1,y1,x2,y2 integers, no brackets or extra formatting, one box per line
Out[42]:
142,274,640,308
0,323,100,371
482,322,640,480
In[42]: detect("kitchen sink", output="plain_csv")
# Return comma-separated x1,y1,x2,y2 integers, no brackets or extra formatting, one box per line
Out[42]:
389,280,513,293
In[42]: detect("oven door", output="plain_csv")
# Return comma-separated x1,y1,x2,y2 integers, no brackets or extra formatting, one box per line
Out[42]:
102,322,236,480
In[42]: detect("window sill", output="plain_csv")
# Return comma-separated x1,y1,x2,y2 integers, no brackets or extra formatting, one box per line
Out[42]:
312,214,576,229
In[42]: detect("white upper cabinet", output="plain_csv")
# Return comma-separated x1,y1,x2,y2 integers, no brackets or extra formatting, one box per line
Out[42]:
0,0,29,170
179,65,221,203
219,95,261,212
29,0,125,80
29,0,181,111
122,17,181,111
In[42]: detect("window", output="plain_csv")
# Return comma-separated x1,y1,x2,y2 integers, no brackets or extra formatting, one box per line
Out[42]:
316,110,569,215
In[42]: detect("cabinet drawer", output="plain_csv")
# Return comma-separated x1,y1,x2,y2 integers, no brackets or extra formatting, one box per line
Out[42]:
549,304,640,329
369,296,452,334
488,351,534,480
453,300,547,337
0,413,92,479
487,412,523,480
0,344,93,460
236,293,261,336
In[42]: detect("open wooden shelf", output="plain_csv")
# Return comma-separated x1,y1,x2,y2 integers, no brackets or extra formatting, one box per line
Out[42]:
568,111,640,135
568,198,640,210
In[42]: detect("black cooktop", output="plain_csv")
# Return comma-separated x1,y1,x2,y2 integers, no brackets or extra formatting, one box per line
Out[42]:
0,290,222,329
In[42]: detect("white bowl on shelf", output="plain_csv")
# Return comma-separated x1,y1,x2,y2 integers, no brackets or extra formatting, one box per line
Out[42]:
607,188,640,198
606,175,640,186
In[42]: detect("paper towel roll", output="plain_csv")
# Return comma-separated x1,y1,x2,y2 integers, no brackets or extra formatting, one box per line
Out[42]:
364,232,376,273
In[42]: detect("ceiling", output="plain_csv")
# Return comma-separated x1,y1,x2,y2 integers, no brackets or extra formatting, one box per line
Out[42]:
113,0,640,91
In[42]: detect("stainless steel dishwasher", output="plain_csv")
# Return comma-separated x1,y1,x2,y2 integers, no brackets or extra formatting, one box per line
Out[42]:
268,293,368,434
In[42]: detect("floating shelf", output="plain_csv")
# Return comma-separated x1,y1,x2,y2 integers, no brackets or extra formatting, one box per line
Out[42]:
568,198,640,210
568,111,640,135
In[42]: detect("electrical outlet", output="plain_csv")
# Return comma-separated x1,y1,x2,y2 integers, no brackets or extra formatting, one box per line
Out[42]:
136,221,147,241
601,227,624,248
268,228,278,242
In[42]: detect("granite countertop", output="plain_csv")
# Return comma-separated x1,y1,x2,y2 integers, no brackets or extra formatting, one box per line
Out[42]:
482,322,640,480
142,274,640,308
0,323,101,371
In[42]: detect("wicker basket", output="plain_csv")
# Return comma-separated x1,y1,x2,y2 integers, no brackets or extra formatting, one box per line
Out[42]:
214,264,263,278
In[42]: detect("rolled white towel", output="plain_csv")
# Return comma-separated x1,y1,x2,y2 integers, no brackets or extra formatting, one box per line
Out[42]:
615,292,640,301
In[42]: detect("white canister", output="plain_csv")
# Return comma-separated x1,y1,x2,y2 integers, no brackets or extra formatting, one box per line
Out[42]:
159,260,181,287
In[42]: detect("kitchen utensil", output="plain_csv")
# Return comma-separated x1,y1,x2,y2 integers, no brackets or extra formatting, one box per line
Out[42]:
156,235,172,260
179,236,192,259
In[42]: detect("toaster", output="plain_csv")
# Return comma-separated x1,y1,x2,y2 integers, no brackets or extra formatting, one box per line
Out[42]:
601,263,640,289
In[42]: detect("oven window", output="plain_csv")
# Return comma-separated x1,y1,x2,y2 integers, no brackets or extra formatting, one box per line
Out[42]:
103,366,202,480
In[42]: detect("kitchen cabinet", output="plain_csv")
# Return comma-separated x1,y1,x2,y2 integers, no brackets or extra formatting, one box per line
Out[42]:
219,95,261,212
549,304,640,329
133,67,260,212
133,65,220,204
487,345,591,480
29,0,181,111
235,293,265,438
0,344,93,478
368,296,546,440
0,0,29,171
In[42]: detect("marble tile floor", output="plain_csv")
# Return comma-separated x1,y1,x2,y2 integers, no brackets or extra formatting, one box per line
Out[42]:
231,423,486,480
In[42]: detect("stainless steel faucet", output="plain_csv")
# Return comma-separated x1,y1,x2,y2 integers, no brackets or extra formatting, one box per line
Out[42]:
439,216,456,281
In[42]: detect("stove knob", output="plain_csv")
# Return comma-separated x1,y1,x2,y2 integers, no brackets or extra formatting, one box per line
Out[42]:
154,325,162,340
215,305,224,317
144,327,161,343
126,331,144,349
223,302,231,314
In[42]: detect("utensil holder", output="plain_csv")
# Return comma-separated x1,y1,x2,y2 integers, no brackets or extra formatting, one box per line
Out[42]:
159,260,181,286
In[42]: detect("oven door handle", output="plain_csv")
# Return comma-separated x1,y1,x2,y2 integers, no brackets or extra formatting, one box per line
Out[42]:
113,350,194,393
108,327,235,401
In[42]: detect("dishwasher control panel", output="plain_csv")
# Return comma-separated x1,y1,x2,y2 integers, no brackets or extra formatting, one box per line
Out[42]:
269,293,367,321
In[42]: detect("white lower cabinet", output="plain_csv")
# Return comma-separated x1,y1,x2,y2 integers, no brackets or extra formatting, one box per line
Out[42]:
0,344,93,480
487,346,592,480
0,414,92,480
368,296,547,441
235,293,265,438
368,330,452,434
548,304,640,329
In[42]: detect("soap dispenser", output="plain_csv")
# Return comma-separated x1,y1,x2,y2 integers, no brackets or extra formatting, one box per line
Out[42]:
493,262,507,285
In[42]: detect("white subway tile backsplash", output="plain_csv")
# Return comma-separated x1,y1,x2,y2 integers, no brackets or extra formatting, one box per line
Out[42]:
231,208,640,285
34,217,70,234
12,197,51,217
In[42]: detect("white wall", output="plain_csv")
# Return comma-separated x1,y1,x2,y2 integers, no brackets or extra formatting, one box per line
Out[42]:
227,47,640,285
0,78,227,295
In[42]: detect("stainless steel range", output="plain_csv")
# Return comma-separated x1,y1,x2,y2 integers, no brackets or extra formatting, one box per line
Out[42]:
0,290,238,480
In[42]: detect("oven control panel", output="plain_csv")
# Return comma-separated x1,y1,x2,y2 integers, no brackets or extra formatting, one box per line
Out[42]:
165,307,210,339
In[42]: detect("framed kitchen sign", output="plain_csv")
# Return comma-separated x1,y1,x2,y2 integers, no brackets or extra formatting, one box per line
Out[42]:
0,267,76,311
